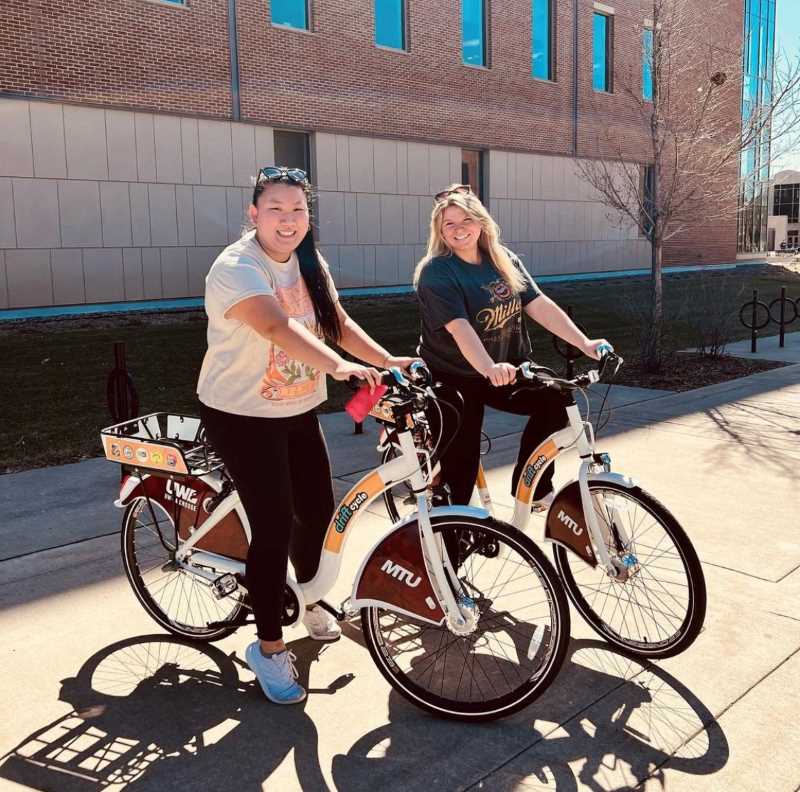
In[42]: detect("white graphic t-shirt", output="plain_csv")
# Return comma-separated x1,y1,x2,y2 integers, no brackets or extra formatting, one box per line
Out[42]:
197,231,339,418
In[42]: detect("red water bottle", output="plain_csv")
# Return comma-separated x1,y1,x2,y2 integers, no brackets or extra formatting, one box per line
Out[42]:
345,384,388,423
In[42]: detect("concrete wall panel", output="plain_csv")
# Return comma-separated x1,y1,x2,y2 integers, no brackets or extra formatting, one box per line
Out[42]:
338,245,364,288
154,115,183,184
6,249,52,307
396,142,409,194
335,135,350,192
406,143,429,197
51,249,85,305
134,113,157,182
160,247,188,297
362,245,376,285
123,248,144,300
380,194,404,244
149,184,179,246
320,245,340,282
402,196,420,244
0,252,7,308
129,184,151,247
232,124,256,187
428,144,453,195
176,185,196,246
193,186,229,246
180,118,201,185
188,247,216,295
349,137,374,193
373,139,398,193
59,180,102,248
13,179,60,249
254,126,275,172
83,248,124,302
489,151,508,200
375,244,399,284
30,102,67,179
64,105,108,180
314,133,338,190
199,120,233,186
0,178,16,248
356,194,380,243
226,187,245,242
0,99,33,177
106,110,138,182
343,193,358,244
142,248,162,298
316,192,346,244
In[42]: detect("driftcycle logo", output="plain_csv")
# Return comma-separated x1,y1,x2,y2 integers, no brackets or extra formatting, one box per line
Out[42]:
523,455,548,487
334,492,368,533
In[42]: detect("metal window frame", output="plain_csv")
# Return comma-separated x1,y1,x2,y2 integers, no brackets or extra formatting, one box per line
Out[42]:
374,0,408,52
532,0,556,82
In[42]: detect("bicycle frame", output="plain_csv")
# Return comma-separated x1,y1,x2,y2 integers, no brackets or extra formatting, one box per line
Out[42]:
120,425,476,630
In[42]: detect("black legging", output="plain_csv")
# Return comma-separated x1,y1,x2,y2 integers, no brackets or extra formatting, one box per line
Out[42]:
199,403,334,641
427,369,574,505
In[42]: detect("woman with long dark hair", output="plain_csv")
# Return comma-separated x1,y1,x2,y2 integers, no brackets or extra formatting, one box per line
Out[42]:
197,166,416,705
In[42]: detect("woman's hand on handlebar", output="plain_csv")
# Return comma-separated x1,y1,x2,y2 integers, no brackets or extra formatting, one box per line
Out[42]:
482,362,518,387
331,360,383,391
582,338,614,361
384,354,423,373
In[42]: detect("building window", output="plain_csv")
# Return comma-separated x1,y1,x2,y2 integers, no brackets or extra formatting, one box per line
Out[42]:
592,12,612,92
271,0,309,30
462,0,488,67
774,183,800,224
642,27,653,101
375,0,406,50
274,130,311,178
461,149,484,201
532,0,554,80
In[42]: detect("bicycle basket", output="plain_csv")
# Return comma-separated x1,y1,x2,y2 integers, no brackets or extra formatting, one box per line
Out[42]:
100,413,223,476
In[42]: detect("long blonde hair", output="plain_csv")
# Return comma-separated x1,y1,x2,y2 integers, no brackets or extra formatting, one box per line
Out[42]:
413,191,525,292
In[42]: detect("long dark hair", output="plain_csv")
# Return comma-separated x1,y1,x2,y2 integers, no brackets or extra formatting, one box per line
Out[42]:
252,177,341,344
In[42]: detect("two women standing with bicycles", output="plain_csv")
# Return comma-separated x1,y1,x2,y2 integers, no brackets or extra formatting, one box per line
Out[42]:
196,166,417,705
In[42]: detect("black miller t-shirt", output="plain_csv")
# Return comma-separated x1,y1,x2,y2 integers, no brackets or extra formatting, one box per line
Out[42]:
416,252,541,378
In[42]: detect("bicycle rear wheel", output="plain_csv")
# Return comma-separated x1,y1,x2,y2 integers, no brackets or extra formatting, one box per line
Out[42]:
553,481,706,659
121,498,244,641
361,515,570,721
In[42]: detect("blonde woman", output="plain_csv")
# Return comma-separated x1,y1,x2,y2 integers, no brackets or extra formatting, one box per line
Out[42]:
414,186,611,509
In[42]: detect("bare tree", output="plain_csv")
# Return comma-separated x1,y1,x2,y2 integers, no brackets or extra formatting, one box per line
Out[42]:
576,0,800,371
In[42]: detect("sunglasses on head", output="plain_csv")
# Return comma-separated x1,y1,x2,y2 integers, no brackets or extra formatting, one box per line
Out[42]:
434,184,473,202
256,166,309,185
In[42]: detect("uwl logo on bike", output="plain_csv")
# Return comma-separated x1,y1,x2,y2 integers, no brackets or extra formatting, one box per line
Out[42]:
558,509,582,536
381,559,422,588
477,297,521,332
523,455,548,487
334,491,368,533
165,480,199,511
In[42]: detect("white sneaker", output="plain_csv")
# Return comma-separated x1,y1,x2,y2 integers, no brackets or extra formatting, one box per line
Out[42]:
531,491,555,514
302,604,342,641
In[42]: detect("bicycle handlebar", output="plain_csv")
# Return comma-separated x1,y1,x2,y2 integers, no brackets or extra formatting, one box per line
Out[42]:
517,350,623,392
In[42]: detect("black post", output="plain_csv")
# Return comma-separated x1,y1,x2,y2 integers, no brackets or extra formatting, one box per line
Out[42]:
113,341,129,421
566,306,575,379
751,290,758,353
779,286,786,348
354,421,363,435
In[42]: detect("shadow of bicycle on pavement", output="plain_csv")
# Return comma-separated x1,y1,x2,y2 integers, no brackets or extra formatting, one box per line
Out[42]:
0,633,352,791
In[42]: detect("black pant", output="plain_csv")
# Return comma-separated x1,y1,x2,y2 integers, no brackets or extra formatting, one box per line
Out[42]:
199,403,334,641
427,370,574,506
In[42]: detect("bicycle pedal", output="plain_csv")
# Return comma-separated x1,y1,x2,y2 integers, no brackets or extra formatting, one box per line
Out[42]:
211,573,238,600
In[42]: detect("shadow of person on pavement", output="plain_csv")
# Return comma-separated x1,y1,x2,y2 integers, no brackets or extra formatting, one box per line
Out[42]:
331,636,729,792
0,633,352,792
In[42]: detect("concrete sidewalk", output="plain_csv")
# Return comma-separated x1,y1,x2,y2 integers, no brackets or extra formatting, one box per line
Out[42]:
1,368,799,791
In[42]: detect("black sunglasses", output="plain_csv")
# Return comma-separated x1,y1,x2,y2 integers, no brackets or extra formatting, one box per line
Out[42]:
256,166,309,185
434,184,473,202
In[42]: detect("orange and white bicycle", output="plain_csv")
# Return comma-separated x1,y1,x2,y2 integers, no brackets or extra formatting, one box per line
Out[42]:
380,355,707,660
101,369,570,721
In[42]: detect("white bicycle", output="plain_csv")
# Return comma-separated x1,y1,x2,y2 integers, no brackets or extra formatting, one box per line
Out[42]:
380,356,707,659
101,368,571,721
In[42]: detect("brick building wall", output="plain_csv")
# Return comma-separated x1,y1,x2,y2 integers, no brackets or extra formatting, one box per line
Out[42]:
0,0,745,308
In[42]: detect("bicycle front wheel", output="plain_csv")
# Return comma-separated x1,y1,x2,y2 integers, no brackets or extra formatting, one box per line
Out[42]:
553,481,706,659
361,515,570,721
121,498,244,641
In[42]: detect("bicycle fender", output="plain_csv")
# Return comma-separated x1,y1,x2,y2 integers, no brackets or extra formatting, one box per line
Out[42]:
350,521,446,626
118,474,249,561
545,473,637,567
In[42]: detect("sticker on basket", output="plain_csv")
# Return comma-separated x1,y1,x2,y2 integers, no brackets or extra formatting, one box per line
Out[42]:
110,443,121,458
102,435,189,475
122,445,134,460
166,453,178,468
135,448,149,463
150,450,163,465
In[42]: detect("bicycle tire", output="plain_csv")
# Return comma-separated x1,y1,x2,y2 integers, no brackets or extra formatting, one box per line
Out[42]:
361,515,570,721
121,498,244,641
553,481,706,659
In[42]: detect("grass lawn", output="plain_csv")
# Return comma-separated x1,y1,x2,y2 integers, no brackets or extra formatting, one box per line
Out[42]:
2,262,798,473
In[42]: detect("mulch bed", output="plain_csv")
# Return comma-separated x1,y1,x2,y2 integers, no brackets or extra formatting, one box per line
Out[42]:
611,352,789,392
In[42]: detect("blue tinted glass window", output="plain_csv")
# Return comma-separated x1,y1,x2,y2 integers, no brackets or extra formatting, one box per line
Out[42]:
532,0,552,80
272,0,308,29
592,13,610,92
462,0,486,66
642,28,653,101
375,0,405,49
